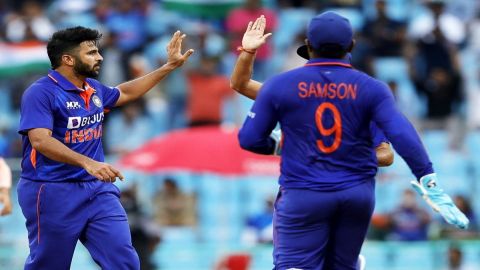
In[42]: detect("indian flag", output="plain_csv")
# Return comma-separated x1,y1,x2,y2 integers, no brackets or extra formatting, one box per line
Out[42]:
163,0,242,18
0,42,50,78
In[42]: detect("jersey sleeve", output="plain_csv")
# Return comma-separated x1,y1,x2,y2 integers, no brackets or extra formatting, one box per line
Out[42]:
370,122,389,147
88,79,120,109
238,76,279,155
100,85,120,109
367,79,433,179
18,86,54,135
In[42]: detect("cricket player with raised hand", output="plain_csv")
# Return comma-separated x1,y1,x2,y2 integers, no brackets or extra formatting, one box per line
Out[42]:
17,26,193,270
231,15,394,166
238,12,468,270
231,15,393,270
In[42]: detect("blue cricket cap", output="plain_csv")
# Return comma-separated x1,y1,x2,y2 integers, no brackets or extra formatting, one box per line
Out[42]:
297,11,353,60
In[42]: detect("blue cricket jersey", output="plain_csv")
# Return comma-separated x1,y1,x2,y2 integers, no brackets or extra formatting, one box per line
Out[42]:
18,70,120,182
238,58,433,191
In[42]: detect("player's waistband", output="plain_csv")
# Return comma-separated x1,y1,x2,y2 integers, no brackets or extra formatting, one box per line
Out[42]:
279,177,375,192
20,177,99,183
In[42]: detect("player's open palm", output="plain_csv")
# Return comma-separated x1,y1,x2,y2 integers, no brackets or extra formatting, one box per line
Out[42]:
166,30,194,68
242,15,272,51
84,160,124,183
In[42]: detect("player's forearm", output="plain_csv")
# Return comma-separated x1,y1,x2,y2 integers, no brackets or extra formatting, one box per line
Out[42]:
238,132,277,155
230,51,261,100
375,142,394,167
378,113,433,179
29,134,92,169
115,63,178,106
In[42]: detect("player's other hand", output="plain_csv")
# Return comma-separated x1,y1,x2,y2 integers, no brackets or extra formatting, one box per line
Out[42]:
84,160,124,183
165,30,194,68
0,188,12,216
411,173,469,229
270,129,282,156
242,15,273,51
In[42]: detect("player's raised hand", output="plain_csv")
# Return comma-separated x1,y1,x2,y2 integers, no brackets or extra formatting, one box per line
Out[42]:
166,30,194,68
411,173,469,229
84,160,125,183
242,15,272,51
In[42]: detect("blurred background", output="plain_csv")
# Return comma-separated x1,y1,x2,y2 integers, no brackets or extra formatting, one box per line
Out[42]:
0,0,480,269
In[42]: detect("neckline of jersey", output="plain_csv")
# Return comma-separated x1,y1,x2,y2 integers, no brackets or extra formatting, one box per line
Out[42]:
47,70,95,92
304,57,353,68
304,62,353,68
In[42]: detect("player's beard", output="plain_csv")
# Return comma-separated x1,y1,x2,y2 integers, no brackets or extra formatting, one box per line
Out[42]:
73,57,101,78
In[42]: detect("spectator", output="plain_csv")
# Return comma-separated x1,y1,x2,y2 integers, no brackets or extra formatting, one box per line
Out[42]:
121,185,161,270
104,0,147,80
241,196,274,246
443,244,477,270
387,189,431,241
105,98,152,155
362,0,406,57
4,1,54,42
408,0,466,46
186,55,235,127
153,178,197,227
407,23,465,149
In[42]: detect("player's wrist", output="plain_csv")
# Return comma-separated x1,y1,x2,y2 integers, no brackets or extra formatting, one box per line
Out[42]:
0,187,9,194
237,46,257,54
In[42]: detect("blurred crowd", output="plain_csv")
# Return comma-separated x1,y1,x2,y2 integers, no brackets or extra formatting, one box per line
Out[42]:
2,0,480,230
2,0,480,268
0,0,478,158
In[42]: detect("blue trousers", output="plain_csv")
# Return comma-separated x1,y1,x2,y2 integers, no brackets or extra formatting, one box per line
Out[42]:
273,180,375,270
17,179,140,270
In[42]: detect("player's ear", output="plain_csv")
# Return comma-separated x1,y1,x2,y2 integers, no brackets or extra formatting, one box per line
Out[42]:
61,54,75,67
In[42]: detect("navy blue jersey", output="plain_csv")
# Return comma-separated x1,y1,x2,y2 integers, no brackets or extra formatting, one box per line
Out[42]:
18,70,120,182
239,58,433,191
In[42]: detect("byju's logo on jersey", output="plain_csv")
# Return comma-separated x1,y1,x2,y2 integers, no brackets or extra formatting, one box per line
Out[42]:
67,117,81,129
66,112,105,129
66,101,81,109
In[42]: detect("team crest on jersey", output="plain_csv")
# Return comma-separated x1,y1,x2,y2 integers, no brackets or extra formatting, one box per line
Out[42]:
92,95,102,108
66,101,81,109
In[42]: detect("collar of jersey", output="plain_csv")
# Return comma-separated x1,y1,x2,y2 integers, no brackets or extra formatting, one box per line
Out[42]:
304,57,352,68
47,70,91,92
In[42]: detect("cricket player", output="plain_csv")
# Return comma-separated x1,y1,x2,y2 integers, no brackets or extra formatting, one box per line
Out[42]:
231,15,393,167
17,26,193,270
238,12,468,270
231,15,392,270
0,157,12,216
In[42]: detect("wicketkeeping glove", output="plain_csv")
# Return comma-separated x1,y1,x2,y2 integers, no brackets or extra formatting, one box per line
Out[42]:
411,173,469,229
269,129,282,156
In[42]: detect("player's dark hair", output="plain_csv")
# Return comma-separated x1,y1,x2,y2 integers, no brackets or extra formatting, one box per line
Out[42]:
313,43,349,59
47,26,102,69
